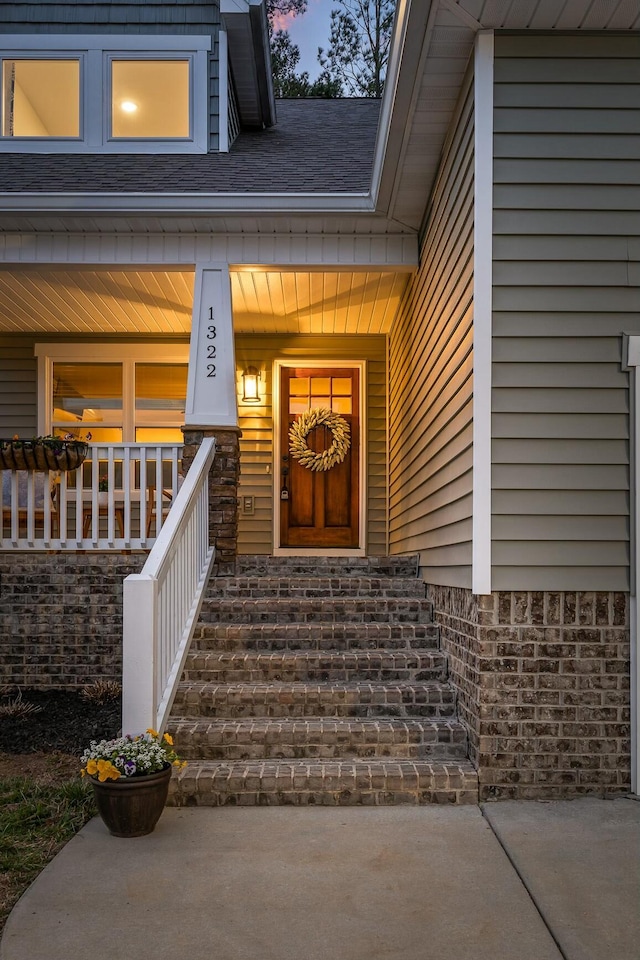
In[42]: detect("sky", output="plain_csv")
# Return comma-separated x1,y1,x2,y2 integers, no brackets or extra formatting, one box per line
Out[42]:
273,0,333,81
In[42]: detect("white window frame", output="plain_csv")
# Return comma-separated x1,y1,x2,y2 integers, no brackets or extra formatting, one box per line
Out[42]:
0,35,210,154
35,342,190,440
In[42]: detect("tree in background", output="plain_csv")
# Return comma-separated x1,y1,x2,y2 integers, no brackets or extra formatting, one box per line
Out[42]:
318,0,395,98
270,26,342,97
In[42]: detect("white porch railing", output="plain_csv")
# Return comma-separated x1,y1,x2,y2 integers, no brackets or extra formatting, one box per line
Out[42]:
1,443,181,550
122,437,216,735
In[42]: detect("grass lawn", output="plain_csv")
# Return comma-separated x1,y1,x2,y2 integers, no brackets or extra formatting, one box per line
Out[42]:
0,754,96,935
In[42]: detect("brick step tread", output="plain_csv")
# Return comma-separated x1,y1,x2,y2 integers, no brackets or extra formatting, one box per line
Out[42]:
167,759,478,806
194,622,440,652
233,556,419,577
172,680,456,719
167,716,469,761
198,597,434,624
207,576,426,599
182,649,447,683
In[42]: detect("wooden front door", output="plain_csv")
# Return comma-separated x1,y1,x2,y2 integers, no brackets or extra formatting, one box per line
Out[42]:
280,366,360,548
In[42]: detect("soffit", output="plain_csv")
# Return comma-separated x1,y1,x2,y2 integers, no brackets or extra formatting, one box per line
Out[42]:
0,267,409,336
383,0,640,229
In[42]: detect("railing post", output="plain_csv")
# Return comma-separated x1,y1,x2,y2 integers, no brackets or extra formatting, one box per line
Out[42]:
122,573,158,734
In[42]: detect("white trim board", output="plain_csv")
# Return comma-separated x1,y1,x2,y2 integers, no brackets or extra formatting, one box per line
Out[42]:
622,334,640,796
471,29,494,598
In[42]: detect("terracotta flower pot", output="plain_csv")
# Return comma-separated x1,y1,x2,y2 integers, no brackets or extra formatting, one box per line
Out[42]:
90,765,172,838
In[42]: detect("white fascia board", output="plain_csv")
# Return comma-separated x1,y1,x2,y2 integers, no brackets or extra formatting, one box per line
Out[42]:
0,35,212,50
370,0,436,212
0,192,375,215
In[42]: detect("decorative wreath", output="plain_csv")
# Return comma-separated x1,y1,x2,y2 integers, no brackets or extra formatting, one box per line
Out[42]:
289,407,351,472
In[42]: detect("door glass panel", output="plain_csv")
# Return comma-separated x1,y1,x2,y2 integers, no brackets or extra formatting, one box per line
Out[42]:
289,378,309,396
289,399,308,414
332,397,352,415
311,378,331,395
2,59,80,137
111,60,190,138
314,397,331,409
332,378,352,396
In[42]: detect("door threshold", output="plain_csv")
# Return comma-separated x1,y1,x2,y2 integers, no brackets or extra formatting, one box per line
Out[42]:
274,547,366,557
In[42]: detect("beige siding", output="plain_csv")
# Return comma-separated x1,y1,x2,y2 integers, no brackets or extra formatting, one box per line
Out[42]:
0,336,37,435
235,334,387,555
492,33,640,591
388,69,474,587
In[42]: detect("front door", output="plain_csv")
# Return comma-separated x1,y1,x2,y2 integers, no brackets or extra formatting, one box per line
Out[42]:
280,366,359,548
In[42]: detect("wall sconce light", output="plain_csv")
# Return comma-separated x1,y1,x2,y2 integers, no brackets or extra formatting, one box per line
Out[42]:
241,366,261,403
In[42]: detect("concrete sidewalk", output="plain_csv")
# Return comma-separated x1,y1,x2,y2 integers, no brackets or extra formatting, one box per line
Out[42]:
1,798,638,960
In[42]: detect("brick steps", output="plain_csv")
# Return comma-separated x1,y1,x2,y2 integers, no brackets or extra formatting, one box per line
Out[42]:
194,622,440,652
198,597,434,624
168,758,478,806
169,555,478,806
181,649,447,683
173,680,456,719
233,556,419,577
209,575,428,599
167,717,469,761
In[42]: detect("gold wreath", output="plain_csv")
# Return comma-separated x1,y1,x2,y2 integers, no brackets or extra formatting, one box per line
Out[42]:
289,407,351,472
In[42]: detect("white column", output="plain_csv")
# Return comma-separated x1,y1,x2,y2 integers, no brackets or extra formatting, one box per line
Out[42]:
185,264,238,428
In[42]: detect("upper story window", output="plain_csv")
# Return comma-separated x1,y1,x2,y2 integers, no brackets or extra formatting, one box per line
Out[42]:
0,36,210,153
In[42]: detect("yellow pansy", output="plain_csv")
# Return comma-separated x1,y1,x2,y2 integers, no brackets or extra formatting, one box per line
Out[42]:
96,759,121,782
146,728,159,737
163,733,174,745
86,759,99,776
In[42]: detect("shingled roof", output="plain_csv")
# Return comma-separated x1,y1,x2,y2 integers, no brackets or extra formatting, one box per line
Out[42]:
0,99,380,194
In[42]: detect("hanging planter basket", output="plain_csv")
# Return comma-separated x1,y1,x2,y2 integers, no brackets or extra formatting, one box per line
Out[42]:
0,437,89,472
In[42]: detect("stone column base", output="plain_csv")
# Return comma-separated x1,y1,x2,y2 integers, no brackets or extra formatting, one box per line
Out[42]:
182,426,241,571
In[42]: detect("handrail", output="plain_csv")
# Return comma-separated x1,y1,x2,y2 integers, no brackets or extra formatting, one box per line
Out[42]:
122,437,216,734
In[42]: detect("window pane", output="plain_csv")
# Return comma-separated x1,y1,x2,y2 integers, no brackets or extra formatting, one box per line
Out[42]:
2,60,80,137
111,60,189,138
135,364,187,427
136,427,184,443
53,364,123,426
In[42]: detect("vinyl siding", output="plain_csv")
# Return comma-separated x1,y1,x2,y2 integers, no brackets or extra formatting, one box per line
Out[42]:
388,68,474,587
492,32,640,591
0,2,221,151
235,334,387,556
0,336,37,435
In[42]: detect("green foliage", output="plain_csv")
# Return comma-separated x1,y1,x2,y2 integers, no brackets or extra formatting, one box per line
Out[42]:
0,775,95,932
318,0,396,98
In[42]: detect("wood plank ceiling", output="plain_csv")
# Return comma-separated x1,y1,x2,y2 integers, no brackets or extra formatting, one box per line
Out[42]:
0,268,410,336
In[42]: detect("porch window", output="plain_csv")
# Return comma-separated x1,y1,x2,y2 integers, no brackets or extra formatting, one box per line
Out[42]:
1,59,80,138
37,344,190,443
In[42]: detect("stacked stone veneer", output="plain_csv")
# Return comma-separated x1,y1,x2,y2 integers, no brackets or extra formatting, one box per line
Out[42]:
427,585,631,801
0,553,145,689
182,427,241,571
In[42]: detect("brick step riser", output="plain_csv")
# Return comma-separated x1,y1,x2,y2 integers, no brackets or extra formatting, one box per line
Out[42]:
181,665,447,684
172,740,469,761
232,557,419,578
171,701,456,720
193,625,441,653
167,760,478,806
207,580,427,600
198,608,434,625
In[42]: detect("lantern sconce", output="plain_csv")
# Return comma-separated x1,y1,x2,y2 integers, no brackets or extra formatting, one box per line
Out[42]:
241,366,261,403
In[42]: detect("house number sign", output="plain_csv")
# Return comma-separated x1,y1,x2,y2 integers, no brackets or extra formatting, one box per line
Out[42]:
185,265,238,428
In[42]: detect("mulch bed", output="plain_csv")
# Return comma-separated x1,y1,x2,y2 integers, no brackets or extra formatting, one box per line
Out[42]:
0,690,121,756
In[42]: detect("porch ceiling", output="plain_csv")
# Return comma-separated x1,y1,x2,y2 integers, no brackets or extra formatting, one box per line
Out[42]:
0,268,410,336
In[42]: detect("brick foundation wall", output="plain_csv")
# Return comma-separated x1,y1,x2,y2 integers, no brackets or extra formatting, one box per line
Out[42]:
0,553,145,689
427,585,631,800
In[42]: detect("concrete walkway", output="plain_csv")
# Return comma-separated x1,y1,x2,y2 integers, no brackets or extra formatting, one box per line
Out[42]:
1,798,638,960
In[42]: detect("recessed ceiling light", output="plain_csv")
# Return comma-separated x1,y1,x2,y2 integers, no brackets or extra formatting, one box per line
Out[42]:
120,101,138,113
